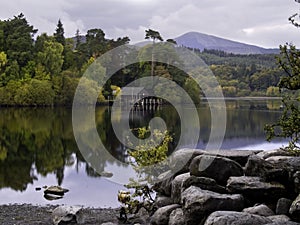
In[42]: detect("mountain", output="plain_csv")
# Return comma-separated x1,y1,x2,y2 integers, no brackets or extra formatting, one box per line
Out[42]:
174,32,279,55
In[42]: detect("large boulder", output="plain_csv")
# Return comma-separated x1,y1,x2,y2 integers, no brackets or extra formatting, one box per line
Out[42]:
154,196,174,208
257,149,295,159
227,176,286,204
168,208,185,225
203,211,272,225
189,155,244,185
276,198,293,215
267,215,291,223
181,186,244,225
169,148,203,174
153,170,174,196
150,204,181,225
171,173,191,204
244,155,289,184
242,204,275,217
202,149,260,166
289,194,300,222
182,176,226,194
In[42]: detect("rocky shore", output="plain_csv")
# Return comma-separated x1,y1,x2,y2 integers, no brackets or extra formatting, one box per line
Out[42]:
2,148,300,225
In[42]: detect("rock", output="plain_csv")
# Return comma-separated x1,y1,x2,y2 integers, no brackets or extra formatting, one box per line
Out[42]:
202,149,260,166
181,186,244,225
257,149,295,159
169,148,203,174
189,155,244,185
150,204,180,225
227,176,286,204
293,171,300,194
171,173,190,204
168,208,185,225
44,186,69,196
267,215,291,223
99,171,113,177
52,205,83,225
133,207,150,224
153,170,174,196
265,222,300,225
276,198,293,215
203,211,272,225
154,196,174,208
244,155,289,183
182,176,226,194
289,194,300,222
242,204,275,217
101,223,118,225
266,156,294,163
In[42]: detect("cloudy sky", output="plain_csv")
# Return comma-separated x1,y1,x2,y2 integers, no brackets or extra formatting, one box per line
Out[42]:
1,0,300,48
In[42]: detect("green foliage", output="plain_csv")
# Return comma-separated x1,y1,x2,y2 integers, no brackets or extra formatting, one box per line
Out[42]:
265,44,300,151
36,40,64,78
54,19,65,46
119,127,172,215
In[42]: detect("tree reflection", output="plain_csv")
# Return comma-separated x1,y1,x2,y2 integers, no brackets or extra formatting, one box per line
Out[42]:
0,100,283,191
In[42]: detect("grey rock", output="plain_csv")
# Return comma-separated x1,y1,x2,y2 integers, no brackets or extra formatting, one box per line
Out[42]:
204,211,272,225
153,170,174,196
189,155,244,185
243,204,275,217
171,173,191,204
227,176,286,204
268,215,291,223
101,223,118,225
244,155,289,183
168,208,185,225
266,156,294,163
257,149,295,159
181,186,244,225
169,148,203,174
202,149,260,166
52,205,83,225
154,196,174,208
293,171,300,194
290,194,300,222
182,176,226,194
265,222,299,225
150,204,180,225
276,198,293,215
133,207,150,224
44,186,69,196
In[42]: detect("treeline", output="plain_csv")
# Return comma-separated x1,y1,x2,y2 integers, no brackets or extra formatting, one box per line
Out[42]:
0,14,130,106
0,14,283,106
192,48,283,97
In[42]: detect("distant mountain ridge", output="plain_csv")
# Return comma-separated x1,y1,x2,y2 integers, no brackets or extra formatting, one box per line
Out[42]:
174,32,279,55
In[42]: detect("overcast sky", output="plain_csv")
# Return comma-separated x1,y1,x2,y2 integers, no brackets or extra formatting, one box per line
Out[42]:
1,0,300,48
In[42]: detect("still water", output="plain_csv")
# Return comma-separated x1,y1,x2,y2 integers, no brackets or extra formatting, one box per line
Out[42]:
0,99,287,207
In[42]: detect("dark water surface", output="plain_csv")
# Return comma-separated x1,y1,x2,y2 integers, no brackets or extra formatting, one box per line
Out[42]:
0,99,287,207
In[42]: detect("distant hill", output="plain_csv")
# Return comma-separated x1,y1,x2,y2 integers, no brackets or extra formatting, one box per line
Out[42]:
174,32,279,55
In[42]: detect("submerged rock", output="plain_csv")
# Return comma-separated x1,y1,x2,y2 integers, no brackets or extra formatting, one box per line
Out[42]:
44,186,69,196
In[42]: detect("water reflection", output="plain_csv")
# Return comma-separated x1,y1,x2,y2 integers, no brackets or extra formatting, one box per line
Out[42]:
0,99,285,206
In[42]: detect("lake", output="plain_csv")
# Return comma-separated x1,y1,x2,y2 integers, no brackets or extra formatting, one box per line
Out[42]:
0,99,287,208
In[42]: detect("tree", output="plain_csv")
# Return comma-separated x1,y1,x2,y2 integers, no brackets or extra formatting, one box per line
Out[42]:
54,19,65,46
2,13,37,67
37,40,64,78
144,29,163,78
265,1,300,151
